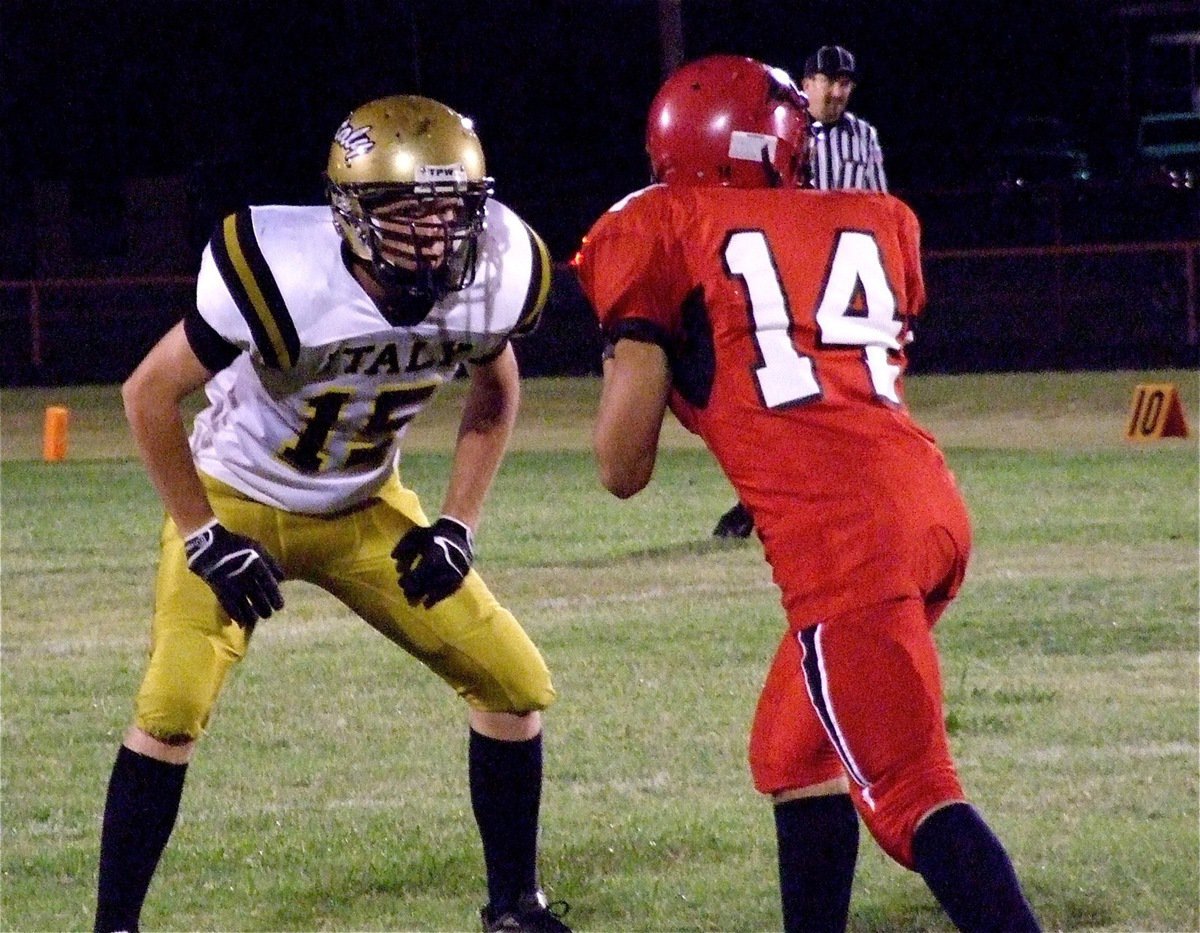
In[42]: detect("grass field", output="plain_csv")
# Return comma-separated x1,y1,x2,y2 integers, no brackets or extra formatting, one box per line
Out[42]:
2,370,1197,932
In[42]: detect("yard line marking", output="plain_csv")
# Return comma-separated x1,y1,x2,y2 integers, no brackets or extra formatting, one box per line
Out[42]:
959,740,1196,766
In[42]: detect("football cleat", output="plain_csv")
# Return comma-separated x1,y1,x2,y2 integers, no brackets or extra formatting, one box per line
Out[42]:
480,889,572,932
712,501,755,539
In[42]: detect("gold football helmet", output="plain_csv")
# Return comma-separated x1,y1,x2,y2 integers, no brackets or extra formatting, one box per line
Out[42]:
325,95,494,302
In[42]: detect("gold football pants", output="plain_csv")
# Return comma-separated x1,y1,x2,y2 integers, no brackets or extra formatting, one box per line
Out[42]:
134,472,556,742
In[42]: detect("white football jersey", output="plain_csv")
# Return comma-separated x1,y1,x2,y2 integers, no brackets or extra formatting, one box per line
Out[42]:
187,199,550,514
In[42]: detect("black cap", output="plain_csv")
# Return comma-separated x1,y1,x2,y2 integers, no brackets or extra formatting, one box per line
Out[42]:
803,45,857,80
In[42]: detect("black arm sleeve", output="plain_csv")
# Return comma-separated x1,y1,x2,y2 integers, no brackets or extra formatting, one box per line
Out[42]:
183,307,241,373
608,290,715,409
608,316,672,350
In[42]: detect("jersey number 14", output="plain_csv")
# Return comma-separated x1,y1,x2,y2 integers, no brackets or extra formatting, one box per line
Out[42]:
725,229,905,409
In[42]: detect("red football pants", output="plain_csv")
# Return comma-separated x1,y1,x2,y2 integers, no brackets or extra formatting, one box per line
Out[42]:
748,596,965,868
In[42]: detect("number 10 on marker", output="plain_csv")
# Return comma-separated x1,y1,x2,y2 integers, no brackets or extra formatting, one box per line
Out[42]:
1124,383,1190,441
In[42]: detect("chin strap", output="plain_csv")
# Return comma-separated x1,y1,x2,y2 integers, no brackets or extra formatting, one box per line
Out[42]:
373,259,441,325
342,244,438,325
379,290,437,326
372,253,436,295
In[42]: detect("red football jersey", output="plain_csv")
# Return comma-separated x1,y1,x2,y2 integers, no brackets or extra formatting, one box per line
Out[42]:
576,184,971,625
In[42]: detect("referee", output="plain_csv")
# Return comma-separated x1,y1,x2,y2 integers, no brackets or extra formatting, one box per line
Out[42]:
802,44,887,192
712,44,888,539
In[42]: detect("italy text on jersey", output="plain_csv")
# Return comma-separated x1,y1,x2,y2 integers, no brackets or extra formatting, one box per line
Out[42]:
188,200,549,513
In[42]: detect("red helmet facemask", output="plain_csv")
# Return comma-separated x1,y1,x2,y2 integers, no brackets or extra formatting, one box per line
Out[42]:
646,54,810,189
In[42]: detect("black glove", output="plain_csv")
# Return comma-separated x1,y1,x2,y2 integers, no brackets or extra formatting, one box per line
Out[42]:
392,515,475,609
184,519,285,628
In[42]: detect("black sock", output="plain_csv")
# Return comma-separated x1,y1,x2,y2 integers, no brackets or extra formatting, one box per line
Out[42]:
912,802,1040,933
774,793,859,933
94,745,188,933
469,729,542,913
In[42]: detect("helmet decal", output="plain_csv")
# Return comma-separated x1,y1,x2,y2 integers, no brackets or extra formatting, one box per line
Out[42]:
729,131,777,164
416,164,469,184
332,120,375,166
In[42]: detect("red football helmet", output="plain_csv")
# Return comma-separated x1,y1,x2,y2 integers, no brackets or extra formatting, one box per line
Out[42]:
646,55,810,188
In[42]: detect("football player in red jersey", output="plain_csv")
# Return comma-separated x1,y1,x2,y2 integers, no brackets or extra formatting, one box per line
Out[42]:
574,55,1040,933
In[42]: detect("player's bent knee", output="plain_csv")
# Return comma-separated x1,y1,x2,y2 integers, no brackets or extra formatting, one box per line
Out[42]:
770,776,850,802
132,708,206,744
124,725,196,764
133,677,213,742
853,762,964,869
468,647,556,714
480,668,556,715
749,748,845,796
748,700,844,796
133,629,235,743
459,603,557,713
471,708,544,741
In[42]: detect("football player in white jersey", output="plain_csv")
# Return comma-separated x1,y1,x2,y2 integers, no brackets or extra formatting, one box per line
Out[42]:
95,95,571,933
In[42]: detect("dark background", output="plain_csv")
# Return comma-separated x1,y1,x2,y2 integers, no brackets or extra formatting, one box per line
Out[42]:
2,0,1198,384
5,0,1196,259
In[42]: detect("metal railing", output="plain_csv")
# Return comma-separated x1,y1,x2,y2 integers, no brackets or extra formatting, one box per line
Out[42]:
3,241,1198,386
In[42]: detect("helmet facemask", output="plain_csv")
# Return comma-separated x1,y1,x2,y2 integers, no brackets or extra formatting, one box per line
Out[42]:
328,177,492,301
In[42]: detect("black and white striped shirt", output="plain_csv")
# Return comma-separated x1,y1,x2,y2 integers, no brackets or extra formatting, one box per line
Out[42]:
808,111,887,192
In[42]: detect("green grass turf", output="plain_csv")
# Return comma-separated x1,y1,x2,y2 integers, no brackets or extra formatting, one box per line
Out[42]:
1,371,1196,931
